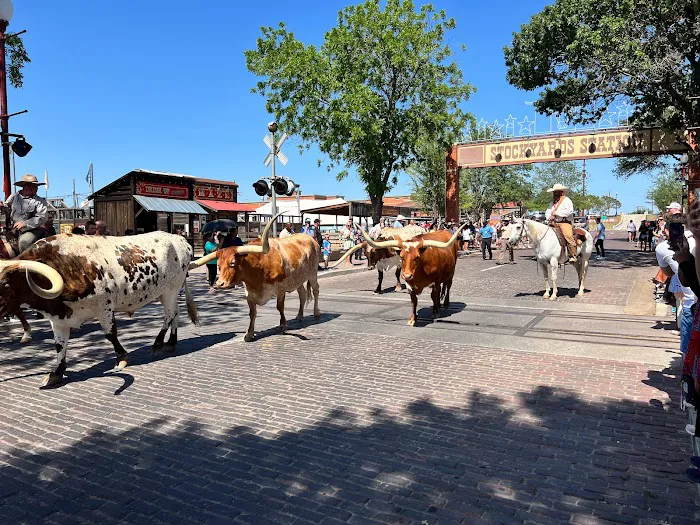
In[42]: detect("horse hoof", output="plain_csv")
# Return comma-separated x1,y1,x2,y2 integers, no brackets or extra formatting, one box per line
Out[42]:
542,295,550,300
549,295,558,301
394,286,402,292
20,333,32,344
577,291,584,297
244,333,255,342
314,313,321,320
116,359,128,370
40,373,63,388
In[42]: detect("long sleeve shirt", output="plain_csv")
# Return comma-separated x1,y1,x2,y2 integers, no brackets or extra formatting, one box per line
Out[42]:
4,192,48,232
545,196,574,222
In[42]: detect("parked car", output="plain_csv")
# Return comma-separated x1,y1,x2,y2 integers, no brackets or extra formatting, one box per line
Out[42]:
527,210,546,222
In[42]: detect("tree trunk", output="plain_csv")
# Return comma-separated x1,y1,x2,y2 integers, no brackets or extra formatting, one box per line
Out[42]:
370,194,383,226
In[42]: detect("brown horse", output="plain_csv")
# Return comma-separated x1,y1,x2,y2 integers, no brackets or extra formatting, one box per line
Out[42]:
0,227,33,343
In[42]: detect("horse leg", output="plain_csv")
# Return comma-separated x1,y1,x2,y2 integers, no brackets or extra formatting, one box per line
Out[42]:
577,254,590,296
549,258,559,301
542,263,551,299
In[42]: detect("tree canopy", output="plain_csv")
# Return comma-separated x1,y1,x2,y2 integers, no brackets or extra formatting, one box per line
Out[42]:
245,0,474,222
6,35,30,89
647,172,682,212
407,139,446,218
505,0,700,156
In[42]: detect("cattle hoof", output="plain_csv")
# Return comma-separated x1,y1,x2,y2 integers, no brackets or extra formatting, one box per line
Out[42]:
164,344,177,353
373,289,382,295
244,332,255,342
116,359,128,370
277,324,287,332
407,318,415,326
20,332,32,344
394,286,402,292
314,313,321,320
40,373,63,388
151,343,164,353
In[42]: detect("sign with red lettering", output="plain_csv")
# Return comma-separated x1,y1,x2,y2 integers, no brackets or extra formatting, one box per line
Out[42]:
136,181,189,199
194,185,234,201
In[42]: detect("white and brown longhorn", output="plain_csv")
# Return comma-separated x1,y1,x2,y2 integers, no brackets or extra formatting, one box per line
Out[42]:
0,232,200,387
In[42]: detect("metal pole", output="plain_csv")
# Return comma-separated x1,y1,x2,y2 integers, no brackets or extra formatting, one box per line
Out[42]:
0,20,10,200
582,159,587,217
615,192,618,216
270,131,277,236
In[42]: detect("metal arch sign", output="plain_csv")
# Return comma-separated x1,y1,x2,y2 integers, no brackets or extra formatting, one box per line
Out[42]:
456,128,687,168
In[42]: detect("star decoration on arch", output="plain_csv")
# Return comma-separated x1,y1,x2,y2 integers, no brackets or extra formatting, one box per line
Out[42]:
598,110,616,129
490,120,504,139
476,119,489,133
518,116,535,136
555,114,569,131
504,115,517,137
615,101,632,126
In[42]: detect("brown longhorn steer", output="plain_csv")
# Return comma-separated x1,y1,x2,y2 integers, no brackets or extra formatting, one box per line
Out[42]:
361,225,465,325
190,214,320,341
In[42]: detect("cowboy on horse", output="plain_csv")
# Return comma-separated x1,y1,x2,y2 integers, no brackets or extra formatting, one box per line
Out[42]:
545,183,577,264
0,173,49,254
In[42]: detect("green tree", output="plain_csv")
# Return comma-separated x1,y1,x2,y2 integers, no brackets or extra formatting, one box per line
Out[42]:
6,35,30,88
407,139,446,218
647,172,682,213
245,0,474,223
526,161,593,211
504,0,700,160
460,165,532,221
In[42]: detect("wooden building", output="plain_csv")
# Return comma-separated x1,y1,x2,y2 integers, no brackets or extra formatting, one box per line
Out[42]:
91,169,239,245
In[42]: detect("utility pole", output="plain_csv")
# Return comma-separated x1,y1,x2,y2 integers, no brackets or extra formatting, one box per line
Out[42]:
582,159,587,217
263,122,288,236
615,192,618,216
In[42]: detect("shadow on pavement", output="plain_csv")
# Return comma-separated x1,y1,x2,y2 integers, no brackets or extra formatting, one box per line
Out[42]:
0,387,696,524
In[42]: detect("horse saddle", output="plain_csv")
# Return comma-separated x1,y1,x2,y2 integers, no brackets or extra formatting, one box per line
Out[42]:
0,229,20,259
553,225,587,259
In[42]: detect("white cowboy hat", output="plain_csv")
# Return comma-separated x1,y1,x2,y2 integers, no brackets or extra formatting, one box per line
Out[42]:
666,202,682,210
396,214,405,220
546,183,568,193
14,173,45,186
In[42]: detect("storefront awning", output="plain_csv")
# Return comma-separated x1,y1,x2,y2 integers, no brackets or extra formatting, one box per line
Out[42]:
134,195,208,214
195,200,258,213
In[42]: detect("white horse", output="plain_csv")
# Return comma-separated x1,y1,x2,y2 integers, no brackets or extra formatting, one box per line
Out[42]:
504,219,593,301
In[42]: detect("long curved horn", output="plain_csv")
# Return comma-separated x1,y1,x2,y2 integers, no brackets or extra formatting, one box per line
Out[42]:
261,212,281,254
422,223,468,249
189,251,219,269
17,261,65,300
358,225,400,249
328,242,366,269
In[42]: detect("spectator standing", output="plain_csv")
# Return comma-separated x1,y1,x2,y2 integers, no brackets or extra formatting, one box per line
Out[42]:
353,224,364,261
279,223,293,238
393,214,405,228
301,218,313,235
342,221,354,266
627,220,636,242
312,219,323,248
42,216,57,237
71,227,85,234
496,217,514,264
322,234,332,270
203,233,218,294
84,220,97,235
593,217,606,260
479,221,494,260
96,220,109,236
656,217,697,354
369,221,382,240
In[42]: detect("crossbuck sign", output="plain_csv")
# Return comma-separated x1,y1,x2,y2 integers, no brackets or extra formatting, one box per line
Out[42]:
263,133,288,166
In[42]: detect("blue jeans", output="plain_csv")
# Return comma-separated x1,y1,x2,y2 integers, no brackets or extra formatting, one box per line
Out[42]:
681,304,694,354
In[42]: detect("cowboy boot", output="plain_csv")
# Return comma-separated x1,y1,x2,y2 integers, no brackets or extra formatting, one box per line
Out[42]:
568,247,578,264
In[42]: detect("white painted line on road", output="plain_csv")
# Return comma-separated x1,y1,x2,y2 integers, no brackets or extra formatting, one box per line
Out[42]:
480,265,506,272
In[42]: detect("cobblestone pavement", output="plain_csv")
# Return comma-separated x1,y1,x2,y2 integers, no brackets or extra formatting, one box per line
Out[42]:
1,240,698,524
322,232,657,308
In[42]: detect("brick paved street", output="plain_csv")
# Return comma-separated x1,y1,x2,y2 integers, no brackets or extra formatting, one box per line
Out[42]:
1,234,698,524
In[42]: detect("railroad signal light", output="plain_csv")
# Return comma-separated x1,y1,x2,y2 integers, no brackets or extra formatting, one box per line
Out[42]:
253,179,271,197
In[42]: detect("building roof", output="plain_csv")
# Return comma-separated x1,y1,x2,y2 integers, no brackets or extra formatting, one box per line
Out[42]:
90,169,238,199
193,177,239,187
196,200,258,213
134,195,209,215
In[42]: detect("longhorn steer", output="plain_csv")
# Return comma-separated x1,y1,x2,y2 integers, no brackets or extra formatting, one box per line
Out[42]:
362,226,465,325
0,232,200,387
190,215,320,342
335,225,425,294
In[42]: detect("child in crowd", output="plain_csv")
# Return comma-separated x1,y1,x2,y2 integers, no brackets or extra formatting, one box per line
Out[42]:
322,234,332,270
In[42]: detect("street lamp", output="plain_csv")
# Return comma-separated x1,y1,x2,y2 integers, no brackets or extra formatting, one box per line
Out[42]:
0,0,14,199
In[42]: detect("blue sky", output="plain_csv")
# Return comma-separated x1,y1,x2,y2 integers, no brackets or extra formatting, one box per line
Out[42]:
10,0,658,212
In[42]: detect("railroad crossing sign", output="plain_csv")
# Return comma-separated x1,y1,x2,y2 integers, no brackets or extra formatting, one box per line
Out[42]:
263,133,288,166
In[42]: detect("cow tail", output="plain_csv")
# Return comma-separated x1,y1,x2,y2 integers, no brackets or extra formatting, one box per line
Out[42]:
306,281,313,306
184,280,201,327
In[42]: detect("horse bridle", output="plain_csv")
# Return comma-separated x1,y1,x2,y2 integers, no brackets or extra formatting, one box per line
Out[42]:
511,219,551,246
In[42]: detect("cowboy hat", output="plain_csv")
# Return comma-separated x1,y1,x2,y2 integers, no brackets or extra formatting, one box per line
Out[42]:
396,214,405,220
15,174,45,186
546,183,568,193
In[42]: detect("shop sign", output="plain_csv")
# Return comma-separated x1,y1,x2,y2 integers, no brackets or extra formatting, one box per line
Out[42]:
60,224,73,234
193,219,200,233
194,185,234,201
136,181,189,199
